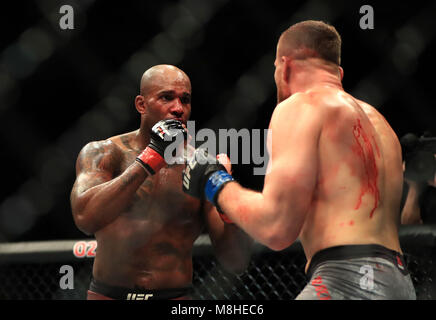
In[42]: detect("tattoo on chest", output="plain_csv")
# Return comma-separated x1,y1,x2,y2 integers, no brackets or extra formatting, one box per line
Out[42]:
120,135,133,150
120,136,141,154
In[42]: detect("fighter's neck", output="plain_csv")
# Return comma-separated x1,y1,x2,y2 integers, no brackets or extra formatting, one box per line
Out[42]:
134,123,151,150
289,66,343,95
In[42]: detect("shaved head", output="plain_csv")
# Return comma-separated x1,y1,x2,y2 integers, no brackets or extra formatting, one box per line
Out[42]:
140,64,191,96
135,64,192,129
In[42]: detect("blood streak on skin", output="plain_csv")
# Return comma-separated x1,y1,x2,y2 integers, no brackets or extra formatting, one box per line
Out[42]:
339,220,354,227
352,119,380,218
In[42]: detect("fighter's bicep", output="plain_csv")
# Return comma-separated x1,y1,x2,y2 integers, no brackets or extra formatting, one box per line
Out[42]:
264,99,321,208
75,141,119,174
270,99,320,156
73,170,113,196
263,152,318,215
72,141,119,197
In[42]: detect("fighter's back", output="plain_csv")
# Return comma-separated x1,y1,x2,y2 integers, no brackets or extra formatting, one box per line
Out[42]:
298,87,404,265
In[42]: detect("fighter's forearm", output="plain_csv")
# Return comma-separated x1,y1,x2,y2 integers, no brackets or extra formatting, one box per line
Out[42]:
217,182,298,251
72,162,148,234
218,183,269,244
182,148,301,250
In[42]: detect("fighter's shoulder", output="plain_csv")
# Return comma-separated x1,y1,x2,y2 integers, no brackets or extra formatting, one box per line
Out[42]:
108,130,139,151
275,93,311,113
80,139,120,157
354,98,378,115
273,92,325,123
353,97,393,129
77,138,123,171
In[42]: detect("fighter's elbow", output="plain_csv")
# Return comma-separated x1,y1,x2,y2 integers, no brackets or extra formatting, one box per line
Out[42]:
259,224,298,252
71,195,100,235
258,202,306,251
72,210,97,236
263,236,292,251
265,239,292,251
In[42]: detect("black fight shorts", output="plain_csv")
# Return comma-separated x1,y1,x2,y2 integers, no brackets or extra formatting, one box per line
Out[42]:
87,278,193,300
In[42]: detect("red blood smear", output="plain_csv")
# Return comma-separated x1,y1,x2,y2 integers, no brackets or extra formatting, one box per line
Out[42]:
352,119,380,218
339,221,354,227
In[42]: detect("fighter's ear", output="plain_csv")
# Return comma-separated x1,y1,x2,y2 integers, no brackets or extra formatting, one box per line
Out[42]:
282,56,291,84
339,66,344,81
135,95,147,114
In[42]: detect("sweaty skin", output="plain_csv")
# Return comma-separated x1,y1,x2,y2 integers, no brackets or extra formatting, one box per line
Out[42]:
71,65,252,290
88,135,203,288
297,88,403,271
217,63,403,273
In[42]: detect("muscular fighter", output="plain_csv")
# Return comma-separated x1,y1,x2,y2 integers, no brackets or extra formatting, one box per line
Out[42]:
70,64,252,300
183,21,416,299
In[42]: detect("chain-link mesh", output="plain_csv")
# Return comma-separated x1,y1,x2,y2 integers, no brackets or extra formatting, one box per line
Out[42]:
0,246,434,300
191,250,307,300
0,261,92,300
404,250,436,300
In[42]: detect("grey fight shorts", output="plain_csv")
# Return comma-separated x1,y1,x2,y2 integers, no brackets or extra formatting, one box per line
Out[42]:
296,244,416,300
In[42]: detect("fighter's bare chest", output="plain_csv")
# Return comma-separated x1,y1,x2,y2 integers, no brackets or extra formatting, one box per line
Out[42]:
119,150,201,213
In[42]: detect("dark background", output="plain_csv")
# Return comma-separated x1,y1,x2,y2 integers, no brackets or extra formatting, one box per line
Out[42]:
0,0,435,242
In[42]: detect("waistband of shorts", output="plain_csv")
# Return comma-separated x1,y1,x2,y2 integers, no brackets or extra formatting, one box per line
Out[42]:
89,278,193,300
306,244,408,279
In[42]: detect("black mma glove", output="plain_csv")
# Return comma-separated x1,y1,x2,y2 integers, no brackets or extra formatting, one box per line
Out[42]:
182,148,235,223
136,119,186,175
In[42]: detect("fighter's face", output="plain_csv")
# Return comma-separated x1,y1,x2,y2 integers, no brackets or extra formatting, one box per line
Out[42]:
143,76,192,127
145,86,191,125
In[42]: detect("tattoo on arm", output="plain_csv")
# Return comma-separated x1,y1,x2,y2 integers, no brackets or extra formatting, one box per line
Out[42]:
77,143,102,170
120,169,141,189
74,141,120,194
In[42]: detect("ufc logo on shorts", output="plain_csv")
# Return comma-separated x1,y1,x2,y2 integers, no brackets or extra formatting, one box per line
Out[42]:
126,293,154,300
359,265,374,291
